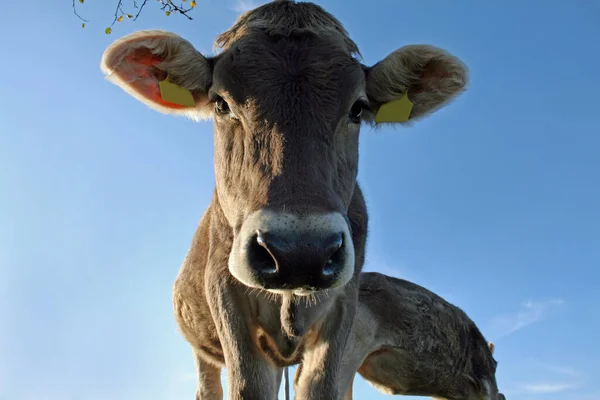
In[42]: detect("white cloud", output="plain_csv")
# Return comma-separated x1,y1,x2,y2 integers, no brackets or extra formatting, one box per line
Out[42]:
531,360,582,378
504,360,587,398
521,382,580,394
180,372,197,382
487,298,565,339
230,0,262,13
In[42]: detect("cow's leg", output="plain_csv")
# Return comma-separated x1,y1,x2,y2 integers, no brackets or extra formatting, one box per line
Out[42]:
294,290,357,400
206,254,279,400
338,316,377,399
343,375,355,400
193,348,223,400
209,287,279,400
337,321,373,400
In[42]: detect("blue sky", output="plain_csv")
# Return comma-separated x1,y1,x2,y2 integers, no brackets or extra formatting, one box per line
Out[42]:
1,0,599,399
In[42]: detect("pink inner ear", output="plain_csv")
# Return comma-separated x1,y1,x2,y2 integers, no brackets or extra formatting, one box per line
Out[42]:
415,59,452,93
116,47,190,109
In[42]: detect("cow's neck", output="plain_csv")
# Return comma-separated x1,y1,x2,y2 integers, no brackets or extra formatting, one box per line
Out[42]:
207,182,367,346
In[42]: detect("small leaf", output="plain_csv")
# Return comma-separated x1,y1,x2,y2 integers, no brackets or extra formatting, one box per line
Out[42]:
78,0,84,3
81,23,85,28
190,1,196,7
165,11,171,16
127,14,133,18
105,27,112,34
117,15,124,22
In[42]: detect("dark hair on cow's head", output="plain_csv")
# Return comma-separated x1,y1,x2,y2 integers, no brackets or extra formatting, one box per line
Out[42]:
215,0,360,58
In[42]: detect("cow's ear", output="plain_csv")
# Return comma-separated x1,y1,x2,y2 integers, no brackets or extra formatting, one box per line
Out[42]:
101,30,213,121
364,45,468,125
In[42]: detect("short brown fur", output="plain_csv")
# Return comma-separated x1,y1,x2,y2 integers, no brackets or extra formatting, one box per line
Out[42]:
337,272,506,400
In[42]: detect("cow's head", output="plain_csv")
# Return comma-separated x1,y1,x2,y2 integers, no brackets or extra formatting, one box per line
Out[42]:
485,342,506,400
101,1,468,295
467,341,505,400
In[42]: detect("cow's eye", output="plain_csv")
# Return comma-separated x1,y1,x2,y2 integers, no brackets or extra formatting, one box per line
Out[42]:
349,100,366,124
209,92,231,116
214,97,231,116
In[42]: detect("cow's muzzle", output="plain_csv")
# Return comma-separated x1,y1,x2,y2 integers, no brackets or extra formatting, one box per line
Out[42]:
229,210,355,294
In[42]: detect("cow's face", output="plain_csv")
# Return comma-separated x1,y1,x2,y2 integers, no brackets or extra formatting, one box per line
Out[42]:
100,1,467,295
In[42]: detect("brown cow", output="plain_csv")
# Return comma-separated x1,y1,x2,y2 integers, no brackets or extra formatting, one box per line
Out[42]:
100,1,468,399
335,272,505,400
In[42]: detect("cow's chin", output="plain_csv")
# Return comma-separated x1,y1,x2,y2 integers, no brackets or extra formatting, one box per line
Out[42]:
266,287,327,297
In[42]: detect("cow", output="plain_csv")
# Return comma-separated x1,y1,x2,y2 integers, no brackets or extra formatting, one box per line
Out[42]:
100,1,468,399
334,272,505,400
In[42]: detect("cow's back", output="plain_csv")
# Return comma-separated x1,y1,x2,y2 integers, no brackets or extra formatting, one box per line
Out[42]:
356,272,499,398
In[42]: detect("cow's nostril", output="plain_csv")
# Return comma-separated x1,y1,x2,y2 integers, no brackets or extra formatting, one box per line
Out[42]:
322,232,344,277
248,231,278,275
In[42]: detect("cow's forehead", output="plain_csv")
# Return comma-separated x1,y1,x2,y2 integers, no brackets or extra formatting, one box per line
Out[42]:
214,1,360,57
212,31,365,121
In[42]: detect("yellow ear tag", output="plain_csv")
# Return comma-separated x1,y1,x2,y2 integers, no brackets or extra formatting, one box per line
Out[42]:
158,77,195,107
374,92,413,123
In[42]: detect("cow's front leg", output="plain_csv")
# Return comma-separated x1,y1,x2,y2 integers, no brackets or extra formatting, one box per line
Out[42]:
343,375,355,400
206,259,279,400
193,348,223,400
294,292,357,400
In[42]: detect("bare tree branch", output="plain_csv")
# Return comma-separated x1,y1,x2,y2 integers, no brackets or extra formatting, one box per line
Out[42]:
109,0,124,27
72,0,90,23
160,0,194,21
133,0,150,21
72,0,196,32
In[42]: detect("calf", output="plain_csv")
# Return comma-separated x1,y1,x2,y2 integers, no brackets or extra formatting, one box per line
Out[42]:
100,1,468,399
337,272,505,400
